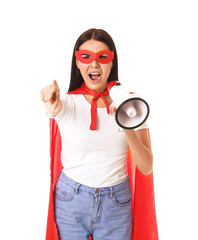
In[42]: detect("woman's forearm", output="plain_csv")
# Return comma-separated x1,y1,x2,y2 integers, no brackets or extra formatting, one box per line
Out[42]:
124,129,153,175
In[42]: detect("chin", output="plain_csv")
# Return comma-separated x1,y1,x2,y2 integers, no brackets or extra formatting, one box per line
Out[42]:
86,80,108,92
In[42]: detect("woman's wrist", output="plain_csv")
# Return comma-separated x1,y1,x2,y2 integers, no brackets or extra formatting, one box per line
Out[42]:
45,100,62,117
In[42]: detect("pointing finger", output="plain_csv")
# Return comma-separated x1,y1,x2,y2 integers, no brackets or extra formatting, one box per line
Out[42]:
52,80,58,87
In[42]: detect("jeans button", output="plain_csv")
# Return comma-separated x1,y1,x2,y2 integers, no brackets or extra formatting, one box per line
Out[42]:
95,189,99,194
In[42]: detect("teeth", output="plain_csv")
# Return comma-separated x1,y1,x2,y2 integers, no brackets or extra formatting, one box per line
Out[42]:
89,73,101,80
90,73,100,75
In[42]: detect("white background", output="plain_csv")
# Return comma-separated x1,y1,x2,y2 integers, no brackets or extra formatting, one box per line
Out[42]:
0,0,198,239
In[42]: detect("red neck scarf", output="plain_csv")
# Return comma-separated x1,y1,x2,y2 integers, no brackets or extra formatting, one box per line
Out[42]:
68,81,117,130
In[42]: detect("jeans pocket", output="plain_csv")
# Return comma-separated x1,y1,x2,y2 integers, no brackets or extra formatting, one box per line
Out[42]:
55,179,75,202
112,185,132,207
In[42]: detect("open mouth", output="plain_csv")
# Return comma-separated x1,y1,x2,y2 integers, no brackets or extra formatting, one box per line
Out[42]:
89,73,101,81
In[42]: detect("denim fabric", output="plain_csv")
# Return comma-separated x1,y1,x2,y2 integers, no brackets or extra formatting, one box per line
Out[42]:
54,171,132,240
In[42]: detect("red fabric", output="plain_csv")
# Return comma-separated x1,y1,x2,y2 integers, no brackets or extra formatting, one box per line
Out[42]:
46,119,62,240
45,84,159,240
75,50,114,64
68,81,117,130
127,151,159,240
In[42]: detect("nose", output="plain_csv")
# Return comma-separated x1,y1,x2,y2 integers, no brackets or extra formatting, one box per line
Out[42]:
90,59,100,67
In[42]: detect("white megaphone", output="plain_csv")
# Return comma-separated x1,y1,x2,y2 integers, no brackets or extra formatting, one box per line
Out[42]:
109,81,150,129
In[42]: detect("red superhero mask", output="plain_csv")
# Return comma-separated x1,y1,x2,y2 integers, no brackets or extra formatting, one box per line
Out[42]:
75,50,114,64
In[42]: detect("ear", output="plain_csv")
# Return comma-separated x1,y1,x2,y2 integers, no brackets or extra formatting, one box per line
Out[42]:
76,58,80,69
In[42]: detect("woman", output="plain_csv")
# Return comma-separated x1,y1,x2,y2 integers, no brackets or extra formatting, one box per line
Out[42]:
41,28,156,240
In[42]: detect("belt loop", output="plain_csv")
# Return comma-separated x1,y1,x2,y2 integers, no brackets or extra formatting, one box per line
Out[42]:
110,187,114,199
94,188,97,198
75,183,81,194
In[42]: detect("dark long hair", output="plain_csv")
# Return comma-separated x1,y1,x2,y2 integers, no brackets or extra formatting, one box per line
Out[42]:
68,28,119,92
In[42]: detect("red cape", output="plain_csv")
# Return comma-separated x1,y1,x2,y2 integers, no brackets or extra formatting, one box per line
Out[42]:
46,97,158,240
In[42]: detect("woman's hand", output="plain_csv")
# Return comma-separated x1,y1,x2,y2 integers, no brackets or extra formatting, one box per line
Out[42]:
40,80,62,116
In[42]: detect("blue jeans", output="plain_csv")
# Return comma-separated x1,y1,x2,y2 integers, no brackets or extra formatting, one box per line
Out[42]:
54,171,132,240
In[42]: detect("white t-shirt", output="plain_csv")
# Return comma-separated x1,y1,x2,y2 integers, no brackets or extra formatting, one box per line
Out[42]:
53,94,148,188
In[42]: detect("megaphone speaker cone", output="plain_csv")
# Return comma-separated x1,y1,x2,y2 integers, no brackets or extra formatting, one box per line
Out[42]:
115,97,150,129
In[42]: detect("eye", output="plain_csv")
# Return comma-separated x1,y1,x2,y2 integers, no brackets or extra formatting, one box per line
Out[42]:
99,54,109,59
81,54,91,59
